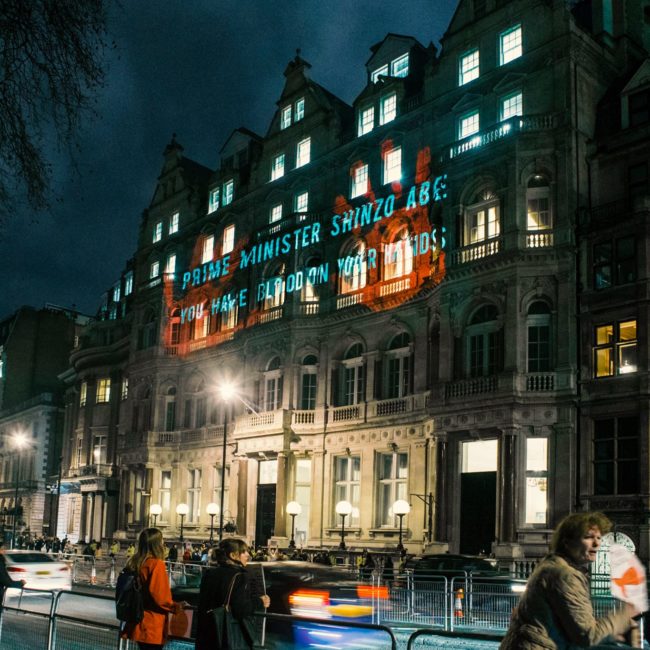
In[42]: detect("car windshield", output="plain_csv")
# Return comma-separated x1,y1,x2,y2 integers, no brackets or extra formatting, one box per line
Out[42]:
4,553,54,563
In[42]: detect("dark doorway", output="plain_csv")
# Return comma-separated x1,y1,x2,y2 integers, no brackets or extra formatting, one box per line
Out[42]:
459,471,496,555
255,484,276,548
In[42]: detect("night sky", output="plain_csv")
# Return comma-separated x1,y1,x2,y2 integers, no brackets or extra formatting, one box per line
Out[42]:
0,0,458,319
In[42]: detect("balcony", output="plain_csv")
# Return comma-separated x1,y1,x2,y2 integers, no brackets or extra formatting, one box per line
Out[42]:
379,277,411,297
526,231,554,248
444,376,498,399
234,409,291,438
336,292,364,310
80,463,113,477
256,306,283,325
451,237,501,265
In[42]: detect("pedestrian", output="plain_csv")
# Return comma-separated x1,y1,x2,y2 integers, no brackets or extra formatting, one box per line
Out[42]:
120,528,185,650
0,542,25,604
500,511,641,649
195,538,270,650
110,540,120,558
126,543,135,559
383,556,394,584
168,544,178,563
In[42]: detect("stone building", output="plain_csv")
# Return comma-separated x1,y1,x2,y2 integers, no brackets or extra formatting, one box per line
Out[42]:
59,0,650,562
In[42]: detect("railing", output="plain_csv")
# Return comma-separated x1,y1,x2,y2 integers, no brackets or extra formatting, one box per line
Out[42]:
256,306,283,324
444,376,498,398
0,392,55,419
336,292,363,309
292,409,315,425
331,403,364,423
525,373,555,391
298,302,319,316
526,231,554,248
80,464,112,477
379,276,411,297
451,237,501,265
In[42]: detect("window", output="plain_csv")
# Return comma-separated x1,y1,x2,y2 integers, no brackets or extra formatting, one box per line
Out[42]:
466,201,499,243
208,189,220,213
262,265,285,310
343,343,365,406
159,471,171,521
96,378,111,403
295,97,305,122
459,49,480,85
525,438,548,524
339,241,367,293
281,105,292,130
527,302,551,372
196,397,207,427
270,204,283,223
150,261,160,279
220,300,238,331
187,468,202,523
184,399,193,428
501,91,522,121
271,153,285,181
383,146,402,184
80,381,87,407
164,387,176,431
153,221,162,243
594,320,637,377
213,466,230,516
300,355,318,410
500,24,522,65
294,191,309,213
594,417,639,495
202,235,214,264
263,357,283,411
358,106,374,136
378,452,408,526
629,162,648,199
223,180,234,206
384,228,412,280
380,93,397,125
351,164,369,199
459,110,480,139
92,435,107,466
293,459,312,546
391,53,409,78
386,333,411,399
527,177,551,231
466,304,503,377
371,64,388,83
121,377,129,400
124,272,133,296
165,253,176,278
593,237,636,289
113,284,121,303
169,212,179,234
222,225,235,255
76,438,83,468
296,137,311,168
334,456,360,526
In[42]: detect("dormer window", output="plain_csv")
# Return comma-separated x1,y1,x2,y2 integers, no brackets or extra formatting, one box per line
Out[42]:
281,105,292,130
371,64,389,83
391,53,409,78
295,97,305,122
208,188,220,213
380,92,397,125
296,137,311,168
358,106,374,136
271,153,285,181
223,179,234,205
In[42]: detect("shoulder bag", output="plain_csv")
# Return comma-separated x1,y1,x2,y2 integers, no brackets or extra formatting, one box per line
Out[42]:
210,573,255,650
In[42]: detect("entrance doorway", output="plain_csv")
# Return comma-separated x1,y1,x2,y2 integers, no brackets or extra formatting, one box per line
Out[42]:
255,485,276,548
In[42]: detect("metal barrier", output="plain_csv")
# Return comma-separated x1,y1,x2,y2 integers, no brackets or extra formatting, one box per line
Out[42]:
406,628,502,649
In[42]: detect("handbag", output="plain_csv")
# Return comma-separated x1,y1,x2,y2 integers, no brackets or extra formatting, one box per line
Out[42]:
210,573,255,650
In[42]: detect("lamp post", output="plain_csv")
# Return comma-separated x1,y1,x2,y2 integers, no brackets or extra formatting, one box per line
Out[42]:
218,382,236,542
393,499,411,555
206,502,219,543
335,500,352,550
286,501,302,549
176,503,189,544
10,432,28,550
150,503,162,527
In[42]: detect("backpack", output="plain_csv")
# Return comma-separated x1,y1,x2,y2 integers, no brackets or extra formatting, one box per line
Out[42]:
115,567,144,625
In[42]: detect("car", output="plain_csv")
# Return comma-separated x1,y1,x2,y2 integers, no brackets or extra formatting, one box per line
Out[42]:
0,550,72,591
401,553,502,581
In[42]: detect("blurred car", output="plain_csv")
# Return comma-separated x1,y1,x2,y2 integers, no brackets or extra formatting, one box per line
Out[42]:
0,551,72,591
400,553,502,583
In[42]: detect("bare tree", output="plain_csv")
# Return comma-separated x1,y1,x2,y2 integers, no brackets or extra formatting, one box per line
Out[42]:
0,0,110,221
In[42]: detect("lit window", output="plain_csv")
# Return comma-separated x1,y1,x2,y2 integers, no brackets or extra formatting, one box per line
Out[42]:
124,272,133,296
594,320,637,377
501,91,522,120
109,304,117,320
466,203,499,243
371,64,389,83
527,302,551,372
383,146,402,184
263,357,283,411
593,237,636,290
160,471,172,521
500,24,522,65
339,242,367,294
295,97,305,121
358,106,375,136
262,269,285,310
385,332,411,399
165,253,176,277
378,452,408,527
380,93,397,125
296,137,311,168
594,417,639,495
96,378,111,403
150,261,160,279
342,343,365,406
121,377,129,400
93,435,107,465
113,284,121,303
153,221,162,243
295,191,309,213
391,53,409,78
527,177,552,231
222,224,235,254
169,212,179,234
270,204,283,223
351,164,369,199
223,179,234,206
466,304,503,377
202,235,214,264
384,229,413,280
459,49,480,85
208,188,220,213
80,381,87,407
459,111,480,139
334,456,360,527
187,468,202,523
525,438,548,524
271,153,285,181
281,105,292,130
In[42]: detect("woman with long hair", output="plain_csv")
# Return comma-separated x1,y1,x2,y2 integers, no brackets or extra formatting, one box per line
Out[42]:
121,528,184,650
195,538,270,650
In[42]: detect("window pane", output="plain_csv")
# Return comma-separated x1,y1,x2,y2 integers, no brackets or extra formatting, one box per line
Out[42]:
596,325,613,345
459,111,480,138
595,348,613,377
380,93,397,125
618,343,637,374
619,320,636,341
500,25,522,65
459,49,480,85
618,462,639,494
526,438,547,471
594,462,614,494
525,477,547,524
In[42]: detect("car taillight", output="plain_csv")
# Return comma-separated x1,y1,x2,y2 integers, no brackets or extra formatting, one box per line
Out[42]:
357,585,389,599
289,589,330,608
58,567,69,572
7,567,26,572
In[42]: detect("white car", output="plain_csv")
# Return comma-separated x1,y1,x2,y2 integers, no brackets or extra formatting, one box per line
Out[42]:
1,551,72,591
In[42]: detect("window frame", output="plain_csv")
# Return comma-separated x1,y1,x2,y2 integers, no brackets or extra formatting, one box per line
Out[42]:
294,97,305,122
351,163,369,199
201,235,214,264
500,90,523,121
222,179,234,206
459,48,480,86
380,92,397,125
594,320,638,378
383,146,402,185
458,110,480,139
499,24,523,66
153,221,163,243
222,224,235,255
296,137,311,168
391,53,409,78
96,378,111,404
271,153,285,181
208,188,220,214
168,212,179,235
358,105,375,136
333,456,361,527
281,105,292,130
377,451,408,527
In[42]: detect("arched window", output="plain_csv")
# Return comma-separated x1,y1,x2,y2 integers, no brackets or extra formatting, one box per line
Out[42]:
527,301,551,372
384,227,413,280
343,343,365,405
301,259,321,305
526,176,551,231
386,332,412,398
464,189,500,246
300,354,318,410
339,241,367,294
466,304,502,377
263,356,283,411
262,264,286,310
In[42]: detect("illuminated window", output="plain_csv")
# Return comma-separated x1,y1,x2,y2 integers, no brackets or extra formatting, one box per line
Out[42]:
281,105,292,130
339,241,367,293
263,357,283,411
121,377,129,400
159,471,171,521
293,459,312,544
220,300,238,331
164,387,176,431
150,261,160,279
300,355,318,410
594,417,639,495
93,435,107,466
501,91,522,120
378,452,408,526
295,97,305,121
202,235,214,264
96,378,111,403
593,237,636,290
527,302,551,372
358,106,374,136
342,343,365,406
124,272,133,296
222,224,235,255
153,221,162,243
271,153,285,181
295,191,309,213
459,110,480,139
187,468,202,523
270,204,283,223
208,188,220,213
380,93,397,125
76,438,83,468
594,320,637,377
334,456,360,527
386,332,411,399
165,253,176,278
466,304,502,378
525,438,548,524
351,164,369,199
527,177,552,231
169,212,179,234
384,228,413,280
391,53,409,77
371,64,388,83
500,24,522,65
383,146,402,184
459,49,480,85
113,284,121,303
223,179,234,206
262,264,285,310
296,137,311,168
109,304,117,320
80,381,88,407
466,203,499,243
213,466,229,516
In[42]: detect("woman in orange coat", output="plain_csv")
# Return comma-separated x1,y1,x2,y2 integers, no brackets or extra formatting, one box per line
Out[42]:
122,528,184,650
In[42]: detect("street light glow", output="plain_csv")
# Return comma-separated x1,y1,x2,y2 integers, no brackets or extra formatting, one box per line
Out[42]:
11,432,28,450
219,381,237,401
175,503,189,516
206,502,219,515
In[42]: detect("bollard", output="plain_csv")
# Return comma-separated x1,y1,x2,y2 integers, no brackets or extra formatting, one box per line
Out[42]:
454,587,464,619
90,560,97,585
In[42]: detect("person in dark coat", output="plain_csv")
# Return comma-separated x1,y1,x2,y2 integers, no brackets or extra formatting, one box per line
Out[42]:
195,538,270,650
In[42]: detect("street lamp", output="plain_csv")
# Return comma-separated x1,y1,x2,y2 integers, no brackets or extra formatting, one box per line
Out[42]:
286,501,302,549
206,502,219,543
176,503,189,544
10,432,29,550
393,499,411,555
150,503,162,527
335,500,352,550
218,381,236,542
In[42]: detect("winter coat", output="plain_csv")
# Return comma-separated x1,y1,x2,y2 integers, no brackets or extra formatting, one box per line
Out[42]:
500,553,633,650
195,563,261,650
121,557,177,645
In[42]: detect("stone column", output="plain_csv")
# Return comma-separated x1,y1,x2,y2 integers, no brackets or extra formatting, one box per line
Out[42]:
235,458,248,536
86,492,95,542
497,427,519,544
93,492,104,541
311,450,326,545
79,493,88,542
274,453,288,538
434,435,449,542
